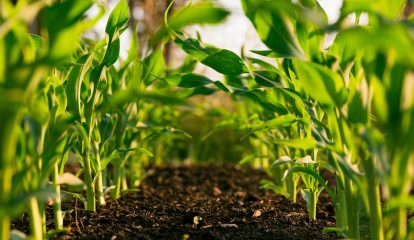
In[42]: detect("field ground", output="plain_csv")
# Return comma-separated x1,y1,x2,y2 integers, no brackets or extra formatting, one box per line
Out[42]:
13,165,336,239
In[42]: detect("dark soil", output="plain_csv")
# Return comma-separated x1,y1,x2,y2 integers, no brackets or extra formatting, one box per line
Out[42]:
12,164,336,239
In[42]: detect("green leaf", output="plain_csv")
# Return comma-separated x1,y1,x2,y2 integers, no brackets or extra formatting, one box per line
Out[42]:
201,50,247,76
52,76,67,116
301,189,314,210
341,0,405,19
105,0,129,40
164,73,214,88
151,1,229,46
65,53,94,121
253,114,297,132
241,0,305,58
103,0,129,66
30,34,44,50
143,49,165,85
283,166,336,203
119,147,154,157
253,70,284,88
126,30,139,64
371,78,388,122
42,0,93,61
248,57,279,71
28,92,50,125
239,90,289,115
348,91,368,124
272,138,316,149
293,60,347,107
169,2,230,29
385,196,414,215
338,25,414,66
279,88,307,116
104,38,121,66
180,86,216,98
174,37,248,75
75,123,90,150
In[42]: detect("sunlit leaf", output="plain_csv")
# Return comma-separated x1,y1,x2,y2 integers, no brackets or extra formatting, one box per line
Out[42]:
293,60,347,107
241,0,305,58
174,37,248,75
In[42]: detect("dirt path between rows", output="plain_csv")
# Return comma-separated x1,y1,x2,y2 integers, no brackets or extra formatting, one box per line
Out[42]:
13,164,336,239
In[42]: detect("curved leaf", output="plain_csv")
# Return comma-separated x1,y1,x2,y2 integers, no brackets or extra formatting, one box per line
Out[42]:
164,73,213,88
283,166,336,203
293,60,347,107
174,37,248,75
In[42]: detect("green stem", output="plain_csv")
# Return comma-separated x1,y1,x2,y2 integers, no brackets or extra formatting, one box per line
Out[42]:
0,167,11,240
396,208,407,240
0,214,9,240
28,197,43,240
335,182,348,233
122,170,128,191
345,178,360,240
286,175,297,203
367,181,384,240
36,126,47,236
83,152,96,211
103,168,108,187
0,112,19,240
52,162,63,229
111,166,122,199
40,202,46,237
96,172,105,206
94,143,105,206
309,191,317,220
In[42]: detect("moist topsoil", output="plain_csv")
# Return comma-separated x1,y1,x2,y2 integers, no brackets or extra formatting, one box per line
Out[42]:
12,164,336,239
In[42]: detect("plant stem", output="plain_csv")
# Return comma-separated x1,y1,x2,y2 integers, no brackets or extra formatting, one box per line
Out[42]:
0,214,9,240
36,126,47,236
309,191,317,220
40,202,46,237
52,162,63,229
0,112,19,240
96,172,105,206
122,170,128,191
345,178,360,239
0,167,11,240
111,166,122,199
28,197,43,240
94,143,105,206
83,152,96,211
396,207,407,240
367,181,384,240
335,186,347,232
286,175,297,203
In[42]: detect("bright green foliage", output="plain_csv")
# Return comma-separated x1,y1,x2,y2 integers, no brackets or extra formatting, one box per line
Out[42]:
0,0,231,239
174,37,248,75
1,0,414,239
173,0,414,239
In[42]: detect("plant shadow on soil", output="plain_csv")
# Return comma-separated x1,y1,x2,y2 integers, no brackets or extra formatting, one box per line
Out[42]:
12,164,336,239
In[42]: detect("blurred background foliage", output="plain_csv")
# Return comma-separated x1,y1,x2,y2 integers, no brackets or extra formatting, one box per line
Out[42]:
112,0,254,164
